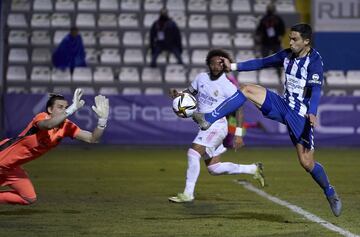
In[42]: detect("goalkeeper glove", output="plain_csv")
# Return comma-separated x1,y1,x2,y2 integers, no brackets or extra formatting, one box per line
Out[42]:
92,95,109,129
65,88,85,116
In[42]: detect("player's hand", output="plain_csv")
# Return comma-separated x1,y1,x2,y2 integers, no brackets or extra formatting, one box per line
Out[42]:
220,57,231,73
92,95,109,119
65,88,85,116
233,135,245,151
306,114,317,127
169,88,182,99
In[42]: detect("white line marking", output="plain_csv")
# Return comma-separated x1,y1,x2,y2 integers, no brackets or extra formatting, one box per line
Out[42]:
235,180,359,237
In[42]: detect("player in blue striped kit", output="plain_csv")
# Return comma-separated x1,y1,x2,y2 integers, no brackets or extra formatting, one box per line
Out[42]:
192,24,342,216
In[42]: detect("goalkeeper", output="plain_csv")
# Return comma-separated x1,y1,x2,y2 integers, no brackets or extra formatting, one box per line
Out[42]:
0,88,109,205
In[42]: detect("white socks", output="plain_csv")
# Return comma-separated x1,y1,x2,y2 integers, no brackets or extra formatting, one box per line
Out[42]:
207,162,257,175
183,148,201,197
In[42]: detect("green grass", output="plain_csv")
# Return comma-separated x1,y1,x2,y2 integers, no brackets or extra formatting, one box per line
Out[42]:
0,147,359,237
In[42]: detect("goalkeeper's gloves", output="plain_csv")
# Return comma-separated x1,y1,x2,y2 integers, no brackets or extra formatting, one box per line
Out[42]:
65,88,85,116
92,95,109,129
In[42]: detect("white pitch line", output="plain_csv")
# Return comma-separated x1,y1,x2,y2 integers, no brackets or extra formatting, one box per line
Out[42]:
235,180,359,237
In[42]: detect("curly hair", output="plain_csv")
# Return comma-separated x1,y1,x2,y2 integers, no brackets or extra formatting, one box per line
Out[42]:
205,49,233,66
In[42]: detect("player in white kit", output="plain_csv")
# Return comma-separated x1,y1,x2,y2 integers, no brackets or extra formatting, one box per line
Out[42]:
168,49,265,203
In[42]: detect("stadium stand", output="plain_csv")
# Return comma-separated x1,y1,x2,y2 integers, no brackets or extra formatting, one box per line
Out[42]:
3,0,355,96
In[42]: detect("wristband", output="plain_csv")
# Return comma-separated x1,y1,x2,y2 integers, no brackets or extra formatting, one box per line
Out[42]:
65,103,77,117
235,127,245,137
97,118,108,129
230,63,237,71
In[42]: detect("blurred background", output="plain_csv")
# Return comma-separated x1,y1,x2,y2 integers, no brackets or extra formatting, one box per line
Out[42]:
1,0,359,147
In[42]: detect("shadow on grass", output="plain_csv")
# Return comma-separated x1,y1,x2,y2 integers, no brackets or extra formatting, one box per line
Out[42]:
0,209,81,215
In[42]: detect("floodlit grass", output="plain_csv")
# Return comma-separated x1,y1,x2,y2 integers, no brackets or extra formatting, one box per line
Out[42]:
0,147,359,237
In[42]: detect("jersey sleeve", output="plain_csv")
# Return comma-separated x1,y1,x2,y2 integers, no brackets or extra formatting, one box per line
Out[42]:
236,49,288,71
307,57,324,115
63,120,81,139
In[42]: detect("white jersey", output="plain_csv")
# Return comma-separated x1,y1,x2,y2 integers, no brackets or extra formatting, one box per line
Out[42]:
190,72,238,113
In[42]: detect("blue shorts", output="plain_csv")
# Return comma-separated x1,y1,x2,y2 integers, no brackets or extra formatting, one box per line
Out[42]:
260,90,314,149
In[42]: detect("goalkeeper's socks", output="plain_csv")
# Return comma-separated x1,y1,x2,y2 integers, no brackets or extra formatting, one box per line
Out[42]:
204,90,246,123
310,162,335,197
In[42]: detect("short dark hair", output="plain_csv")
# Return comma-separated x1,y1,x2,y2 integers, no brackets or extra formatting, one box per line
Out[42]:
206,49,233,66
291,23,312,41
45,93,66,113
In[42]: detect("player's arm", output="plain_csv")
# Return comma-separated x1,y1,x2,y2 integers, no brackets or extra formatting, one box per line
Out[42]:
233,106,245,150
37,89,85,130
75,95,109,143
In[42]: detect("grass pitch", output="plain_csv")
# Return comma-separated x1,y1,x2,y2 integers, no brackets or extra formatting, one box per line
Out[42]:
0,147,359,237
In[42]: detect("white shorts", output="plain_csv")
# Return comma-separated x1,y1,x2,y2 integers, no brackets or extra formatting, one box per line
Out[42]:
193,117,228,159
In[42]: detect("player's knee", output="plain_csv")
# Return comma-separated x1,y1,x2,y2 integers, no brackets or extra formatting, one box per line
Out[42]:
207,163,221,176
299,159,314,172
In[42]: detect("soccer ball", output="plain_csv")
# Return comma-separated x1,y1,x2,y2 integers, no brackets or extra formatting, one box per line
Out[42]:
172,93,197,118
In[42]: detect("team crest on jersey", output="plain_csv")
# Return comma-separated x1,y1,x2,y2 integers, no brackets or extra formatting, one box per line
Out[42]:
214,90,219,97
309,73,322,84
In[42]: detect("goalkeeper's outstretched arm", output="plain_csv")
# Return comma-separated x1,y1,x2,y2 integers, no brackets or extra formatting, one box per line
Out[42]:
75,95,109,144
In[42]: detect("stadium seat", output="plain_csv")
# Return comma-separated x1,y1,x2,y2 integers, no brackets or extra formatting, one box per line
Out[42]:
7,87,27,94
187,0,207,12
98,14,118,28
31,66,51,82
276,0,296,13
211,15,230,29
8,48,29,63
123,31,143,46
254,0,271,13
326,90,347,96
51,13,71,28
99,87,119,95
211,33,232,47
259,69,279,85
124,49,144,64
234,33,255,48
144,0,163,11
33,0,53,11
99,31,120,46
353,90,360,96
31,14,50,28
325,70,346,86
238,71,258,84
165,64,187,83
167,0,185,11
30,87,48,94
118,13,140,28
143,13,158,28
53,30,68,45
85,48,98,65
236,50,255,61
82,87,96,95
169,11,186,28
78,0,97,11
7,14,28,28
189,33,209,47
81,31,96,46
55,0,75,11
99,0,119,11
191,50,208,65
51,68,71,83
6,66,27,81
236,15,257,30
53,86,72,94
11,0,31,11
231,0,251,12
189,67,206,81
100,49,121,64
209,0,229,12
119,67,140,83
76,14,96,28
8,30,28,45
347,70,360,86
121,0,141,11
188,14,208,29
72,68,92,83
144,87,164,95
122,87,142,95
32,48,51,63
142,67,162,83
94,67,115,83
31,31,51,45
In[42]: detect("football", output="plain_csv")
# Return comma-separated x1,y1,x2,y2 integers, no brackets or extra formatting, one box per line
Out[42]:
172,93,197,118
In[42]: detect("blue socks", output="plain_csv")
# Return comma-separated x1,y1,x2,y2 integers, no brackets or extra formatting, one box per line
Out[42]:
204,90,247,123
310,162,335,197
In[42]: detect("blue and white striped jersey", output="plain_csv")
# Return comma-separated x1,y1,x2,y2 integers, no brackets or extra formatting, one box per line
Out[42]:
236,48,324,117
